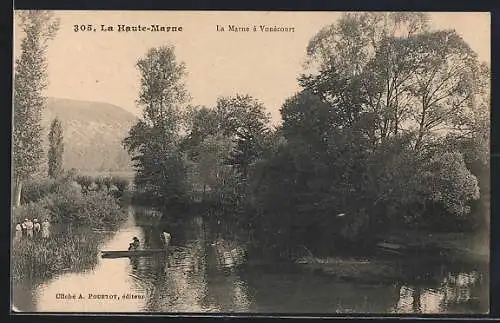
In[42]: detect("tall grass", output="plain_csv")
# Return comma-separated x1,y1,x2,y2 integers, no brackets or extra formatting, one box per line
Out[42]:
11,230,105,281
21,178,60,204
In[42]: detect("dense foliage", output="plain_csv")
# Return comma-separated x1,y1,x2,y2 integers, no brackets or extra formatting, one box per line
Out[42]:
13,175,127,228
123,46,189,212
123,13,489,260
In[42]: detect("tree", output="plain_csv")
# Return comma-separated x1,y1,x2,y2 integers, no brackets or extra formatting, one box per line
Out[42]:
263,13,487,251
194,134,233,195
302,12,483,151
303,12,430,139
13,10,60,207
281,90,341,147
402,31,482,151
423,77,489,232
48,117,64,178
123,45,189,208
305,12,430,77
240,13,489,258
181,106,222,160
183,95,271,179
215,95,271,177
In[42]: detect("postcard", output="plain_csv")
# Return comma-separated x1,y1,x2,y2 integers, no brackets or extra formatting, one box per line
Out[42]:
11,10,490,314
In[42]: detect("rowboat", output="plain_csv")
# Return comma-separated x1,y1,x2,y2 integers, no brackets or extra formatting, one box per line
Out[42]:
101,249,167,258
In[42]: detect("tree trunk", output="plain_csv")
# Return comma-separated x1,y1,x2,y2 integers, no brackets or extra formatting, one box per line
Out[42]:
414,131,424,152
414,101,428,151
13,177,22,208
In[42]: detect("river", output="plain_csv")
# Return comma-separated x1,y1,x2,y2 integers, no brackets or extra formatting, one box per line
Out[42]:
11,206,489,314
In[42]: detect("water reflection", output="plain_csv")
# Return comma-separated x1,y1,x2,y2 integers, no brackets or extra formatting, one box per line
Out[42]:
239,267,402,313
12,206,489,314
125,215,252,313
31,210,147,312
393,270,488,314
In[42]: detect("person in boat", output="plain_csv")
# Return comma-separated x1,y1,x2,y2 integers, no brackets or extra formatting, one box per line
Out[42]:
128,237,140,251
33,219,41,238
41,219,51,239
160,232,172,268
161,232,171,249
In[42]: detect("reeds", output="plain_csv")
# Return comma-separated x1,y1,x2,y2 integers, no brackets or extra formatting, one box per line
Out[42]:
11,230,104,282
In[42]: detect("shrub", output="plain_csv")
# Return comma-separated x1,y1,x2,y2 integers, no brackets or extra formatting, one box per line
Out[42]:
12,202,52,224
21,174,85,204
75,175,93,193
20,179,59,204
102,176,113,190
60,169,79,182
38,186,84,224
110,177,129,198
419,152,480,217
78,191,125,228
94,176,107,191
111,177,128,191
339,208,371,243
19,181,126,228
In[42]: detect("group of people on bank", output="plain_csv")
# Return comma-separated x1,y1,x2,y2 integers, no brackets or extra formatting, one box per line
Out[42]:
14,218,51,241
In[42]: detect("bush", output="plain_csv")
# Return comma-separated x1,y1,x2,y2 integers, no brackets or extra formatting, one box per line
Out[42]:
75,175,93,193
12,202,52,224
11,173,127,284
78,191,125,227
419,152,480,217
111,177,129,193
16,179,126,228
102,176,113,190
339,209,371,244
94,176,107,191
94,176,131,199
21,172,85,204
73,174,131,197
37,186,85,224
21,179,59,204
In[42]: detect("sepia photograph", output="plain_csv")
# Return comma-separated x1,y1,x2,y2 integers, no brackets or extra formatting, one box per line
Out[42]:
11,10,490,314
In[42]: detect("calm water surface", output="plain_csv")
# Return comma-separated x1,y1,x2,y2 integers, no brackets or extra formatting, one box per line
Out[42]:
12,206,489,314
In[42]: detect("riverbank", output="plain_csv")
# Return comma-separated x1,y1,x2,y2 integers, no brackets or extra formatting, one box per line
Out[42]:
295,257,400,283
291,229,488,284
11,175,129,283
375,230,489,264
11,230,109,281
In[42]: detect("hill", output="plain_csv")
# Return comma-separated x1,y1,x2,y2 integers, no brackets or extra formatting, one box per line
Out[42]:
39,97,138,173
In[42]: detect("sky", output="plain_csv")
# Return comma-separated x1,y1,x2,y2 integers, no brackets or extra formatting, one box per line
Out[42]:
13,11,491,124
